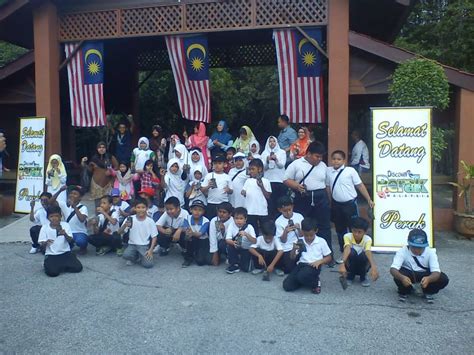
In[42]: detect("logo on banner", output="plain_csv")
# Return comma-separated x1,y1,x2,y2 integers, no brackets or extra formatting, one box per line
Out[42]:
376,170,429,199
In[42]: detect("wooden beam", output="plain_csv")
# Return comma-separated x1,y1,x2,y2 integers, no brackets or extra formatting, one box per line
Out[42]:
0,0,29,22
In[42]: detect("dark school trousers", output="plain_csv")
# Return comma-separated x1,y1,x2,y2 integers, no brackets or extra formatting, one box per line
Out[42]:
268,182,288,218
44,252,83,277
252,248,279,270
283,263,321,291
227,245,252,272
88,232,123,250
394,267,449,295
280,251,297,274
187,238,212,265
205,203,220,221
30,225,42,248
247,215,269,237
294,189,332,252
345,249,369,279
331,199,358,252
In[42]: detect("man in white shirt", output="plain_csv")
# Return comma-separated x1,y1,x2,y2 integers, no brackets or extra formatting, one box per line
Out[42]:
282,218,332,294
390,229,449,303
350,130,370,173
38,205,83,277
28,192,52,254
283,141,333,255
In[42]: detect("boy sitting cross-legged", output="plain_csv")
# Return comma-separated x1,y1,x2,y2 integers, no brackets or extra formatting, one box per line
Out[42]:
249,220,284,281
282,218,332,294
119,197,157,268
181,200,210,268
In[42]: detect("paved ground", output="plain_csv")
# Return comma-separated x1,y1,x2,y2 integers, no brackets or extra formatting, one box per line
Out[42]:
0,229,473,354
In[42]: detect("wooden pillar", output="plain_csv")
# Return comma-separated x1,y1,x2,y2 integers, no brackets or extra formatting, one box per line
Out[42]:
454,88,474,212
33,1,61,158
327,0,349,156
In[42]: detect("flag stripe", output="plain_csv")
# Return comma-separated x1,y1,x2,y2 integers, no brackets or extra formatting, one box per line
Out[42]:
273,29,325,124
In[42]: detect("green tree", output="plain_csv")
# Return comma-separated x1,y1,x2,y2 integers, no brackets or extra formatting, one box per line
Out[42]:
0,41,28,67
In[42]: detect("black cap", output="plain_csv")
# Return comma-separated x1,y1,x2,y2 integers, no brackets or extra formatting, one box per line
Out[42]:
213,155,226,163
190,200,206,209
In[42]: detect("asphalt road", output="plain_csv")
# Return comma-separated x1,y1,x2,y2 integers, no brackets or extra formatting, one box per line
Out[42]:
0,233,472,354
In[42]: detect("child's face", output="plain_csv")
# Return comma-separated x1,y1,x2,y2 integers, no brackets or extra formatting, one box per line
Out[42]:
48,213,61,227
170,163,179,174
68,190,81,204
263,235,274,244
112,196,120,205
234,159,244,169
40,196,50,208
409,246,425,256
165,204,180,218
226,151,234,160
217,209,230,222
174,150,182,159
135,203,147,217
213,161,224,172
269,137,277,149
145,163,153,171
152,130,159,137
51,159,59,168
331,153,345,169
278,205,294,219
192,152,200,162
234,214,247,228
119,164,127,173
139,142,147,150
194,171,202,181
139,193,151,202
191,206,204,219
249,165,261,178
97,145,106,155
302,230,317,244
118,124,127,134
250,144,258,153
100,198,111,212
351,228,366,242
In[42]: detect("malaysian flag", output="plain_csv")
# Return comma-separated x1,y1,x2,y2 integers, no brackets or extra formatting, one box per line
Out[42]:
273,28,325,124
166,35,210,123
64,42,106,127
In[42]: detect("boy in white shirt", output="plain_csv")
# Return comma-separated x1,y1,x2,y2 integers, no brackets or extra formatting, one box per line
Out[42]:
282,218,332,294
241,158,271,235
38,205,83,277
185,168,207,207
228,152,248,208
29,192,52,254
209,202,234,266
201,155,233,220
155,196,190,256
111,188,130,223
225,207,256,274
88,195,123,256
390,229,449,303
119,198,158,268
249,220,284,281
275,196,304,274
338,217,379,288
181,200,210,267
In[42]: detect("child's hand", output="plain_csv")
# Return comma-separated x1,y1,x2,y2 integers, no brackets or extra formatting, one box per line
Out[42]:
297,184,306,193
224,186,231,194
267,265,274,273
420,276,430,289
145,249,153,261
257,255,266,266
96,207,104,214
310,260,322,269
338,263,347,275
81,157,88,164
370,267,379,281
401,275,412,287
368,200,375,208
46,239,55,245
172,231,180,242
164,228,173,236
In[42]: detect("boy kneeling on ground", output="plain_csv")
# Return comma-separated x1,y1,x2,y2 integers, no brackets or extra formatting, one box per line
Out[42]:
38,205,83,277
390,229,449,303
282,218,331,294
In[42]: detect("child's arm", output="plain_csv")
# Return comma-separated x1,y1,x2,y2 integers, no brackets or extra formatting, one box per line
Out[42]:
242,231,257,244
249,247,266,267
145,236,157,260
98,208,118,226
390,267,413,287
50,185,68,204
338,245,352,275
172,227,183,242
267,250,284,273
356,183,374,208
365,250,379,281
157,224,173,235
29,200,36,222
257,180,271,200
72,203,87,223
118,219,132,235
421,271,441,289
310,254,332,269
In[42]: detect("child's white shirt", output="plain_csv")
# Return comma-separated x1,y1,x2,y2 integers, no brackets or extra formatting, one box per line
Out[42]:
209,216,234,253
275,212,304,252
38,222,73,256
242,177,272,216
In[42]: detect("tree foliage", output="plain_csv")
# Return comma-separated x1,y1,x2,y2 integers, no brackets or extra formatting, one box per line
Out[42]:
0,41,28,67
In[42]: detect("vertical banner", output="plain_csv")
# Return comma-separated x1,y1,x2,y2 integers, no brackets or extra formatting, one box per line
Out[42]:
372,107,433,251
14,117,46,213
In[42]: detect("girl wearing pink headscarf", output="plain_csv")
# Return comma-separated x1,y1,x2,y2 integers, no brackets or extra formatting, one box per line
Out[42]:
184,122,210,168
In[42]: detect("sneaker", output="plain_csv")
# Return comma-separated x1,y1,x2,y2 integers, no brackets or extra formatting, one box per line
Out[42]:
275,269,285,277
182,260,192,268
153,245,160,254
97,246,112,256
125,260,134,266
312,286,321,294
423,294,435,304
335,258,344,264
398,294,408,302
159,247,170,256
29,247,38,254
339,275,348,290
226,264,240,274
361,278,371,287
252,268,264,275
116,248,124,257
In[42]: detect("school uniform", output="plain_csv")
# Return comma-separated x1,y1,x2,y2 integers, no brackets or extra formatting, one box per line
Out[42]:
284,158,332,251
283,236,331,291
164,172,187,207
156,209,190,251
209,216,234,258
242,177,272,235
88,209,123,250
202,172,233,220
326,165,361,252
122,215,158,268
228,167,247,208
38,222,83,277
391,247,449,295
30,206,49,249
186,180,207,207
250,236,283,270
147,204,161,222
182,215,211,265
225,222,256,272
58,202,89,249
343,233,372,280
275,212,304,273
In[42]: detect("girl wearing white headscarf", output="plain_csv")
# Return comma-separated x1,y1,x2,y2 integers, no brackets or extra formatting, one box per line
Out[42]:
173,143,190,170
162,158,186,207
189,148,208,181
167,134,181,162
45,154,67,204
248,139,262,161
261,136,287,216
131,137,155,172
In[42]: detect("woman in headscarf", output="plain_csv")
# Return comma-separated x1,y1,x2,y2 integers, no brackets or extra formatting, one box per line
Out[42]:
289,126,312,161
167,134,181,162
232,125,255,155
149,125,167,168
208,120,233,159
184,122,210,169
45,154,67,204
131,137,155,173
261,136,287,217
81,142,118,200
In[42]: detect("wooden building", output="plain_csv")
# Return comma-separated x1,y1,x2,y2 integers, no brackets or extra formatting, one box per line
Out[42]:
0,0,473,227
